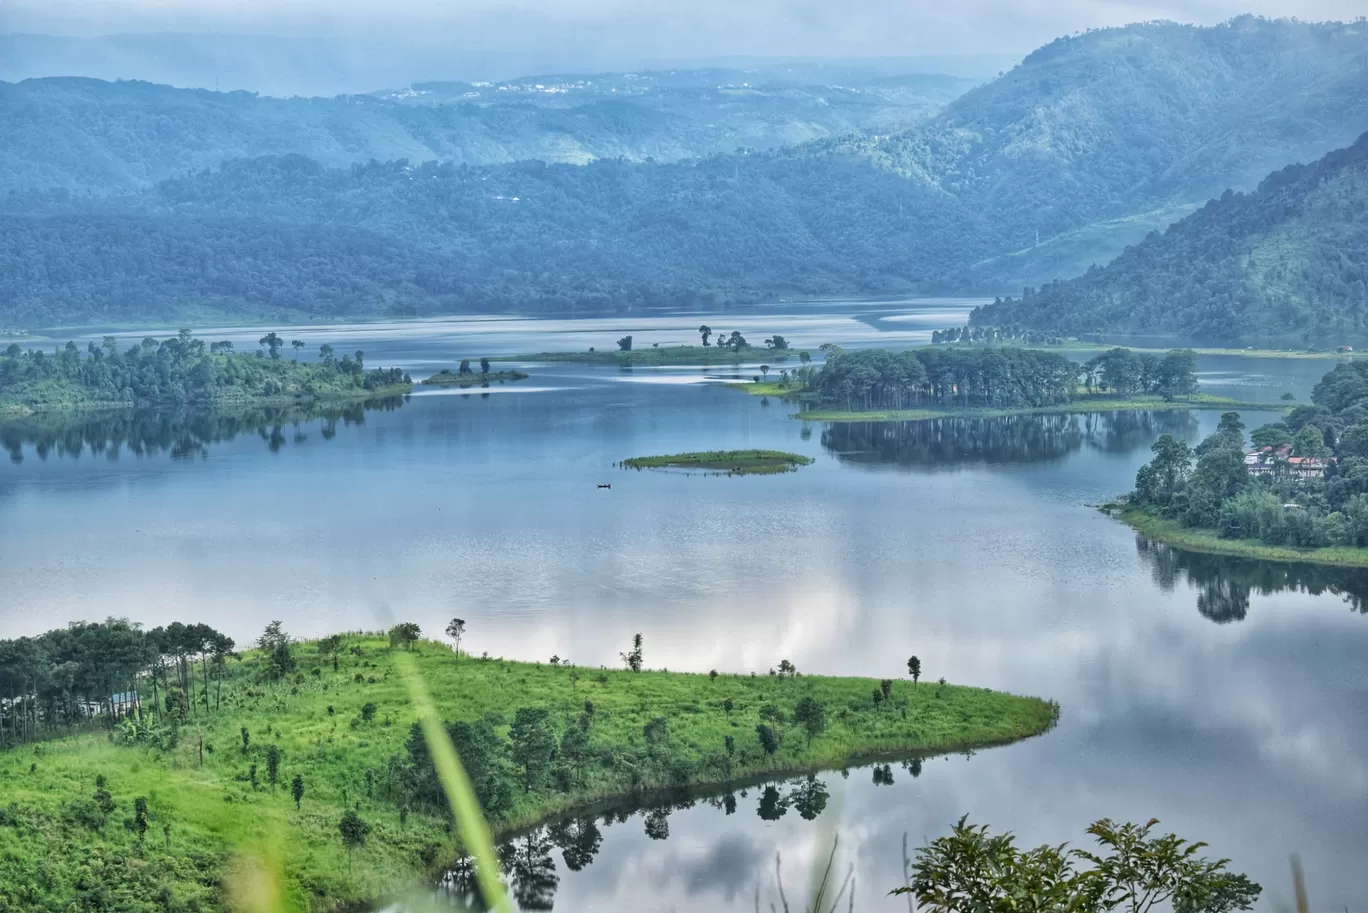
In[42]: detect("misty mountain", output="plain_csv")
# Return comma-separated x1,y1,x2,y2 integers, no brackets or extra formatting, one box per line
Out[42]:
0,73,974,194
0,31,1012,97
839,16,1368,288
2,17,1366,329
969,132,1368,346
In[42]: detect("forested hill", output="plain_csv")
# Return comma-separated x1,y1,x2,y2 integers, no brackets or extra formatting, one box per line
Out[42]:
968,132,1368,346
0,153,992,327
0,73,972,194
834,16,1368,287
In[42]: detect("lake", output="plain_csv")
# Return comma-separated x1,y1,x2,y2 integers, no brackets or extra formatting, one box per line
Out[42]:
3,300,1365,910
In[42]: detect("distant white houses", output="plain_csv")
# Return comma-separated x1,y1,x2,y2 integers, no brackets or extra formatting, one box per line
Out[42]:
1244,444,1331,479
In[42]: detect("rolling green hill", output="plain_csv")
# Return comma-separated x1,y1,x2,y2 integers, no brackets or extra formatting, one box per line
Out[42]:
969,132,1368,345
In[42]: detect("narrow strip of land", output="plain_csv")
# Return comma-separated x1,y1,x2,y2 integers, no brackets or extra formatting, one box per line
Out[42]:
623,450,813,474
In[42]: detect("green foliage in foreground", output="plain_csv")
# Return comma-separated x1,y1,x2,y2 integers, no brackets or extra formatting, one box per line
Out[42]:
623,450,814,475
0,632,1055,912
0,330,410,416
904,816,1260,913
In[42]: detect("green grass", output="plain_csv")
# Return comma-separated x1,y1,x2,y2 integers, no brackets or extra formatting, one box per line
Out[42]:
794,394,1291,423
0,636,1056,912
939,339,1360,360
500,345,808,366
622,449,815,475
418,370,528,388
725,379,812,397
1116,507,1368,568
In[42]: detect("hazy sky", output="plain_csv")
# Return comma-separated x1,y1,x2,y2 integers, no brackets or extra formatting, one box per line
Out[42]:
4,0,1365,58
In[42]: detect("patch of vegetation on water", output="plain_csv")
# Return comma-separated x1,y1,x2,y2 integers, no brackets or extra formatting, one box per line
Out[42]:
622,449,815,475
0,624,1056,912
420,366,529,387
504,344,809,367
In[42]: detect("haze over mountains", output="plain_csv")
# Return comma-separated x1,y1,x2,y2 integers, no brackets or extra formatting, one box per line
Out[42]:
2,16,1366,338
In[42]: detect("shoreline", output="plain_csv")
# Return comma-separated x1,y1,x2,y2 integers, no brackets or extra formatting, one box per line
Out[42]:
0,383,413,420
791,394,1291,423
1113,506,1368,568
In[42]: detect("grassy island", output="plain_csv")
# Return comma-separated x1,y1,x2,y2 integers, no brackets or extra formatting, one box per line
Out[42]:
623,449,814,475
0,331,411,417
420,368,528,388
795,394,1290,423
506,343,808,367
0,625,1056,912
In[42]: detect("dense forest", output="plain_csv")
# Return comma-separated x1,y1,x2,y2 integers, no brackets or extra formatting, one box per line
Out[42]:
0,330,410,412
2,18,1366,327
1127,360,1368,549
971,132,1368,345
805,346,1198,412
0,73,972,193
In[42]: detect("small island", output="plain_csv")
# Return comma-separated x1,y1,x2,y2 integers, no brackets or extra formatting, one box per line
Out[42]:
624,449,814,475
509,329,810,367
0,620,1057,912
1,331,411,417
1108,359,1368,568
421,362,529,387
729,344,1290,421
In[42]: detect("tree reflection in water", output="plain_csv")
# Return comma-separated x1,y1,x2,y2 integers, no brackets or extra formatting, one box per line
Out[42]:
820,411,1198,468
0,396,407,463
1134,536,1368,622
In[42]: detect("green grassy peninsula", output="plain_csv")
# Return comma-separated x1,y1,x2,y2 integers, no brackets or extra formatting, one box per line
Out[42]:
507,342,809,367
0,627,1056,912
624,450,814,475
0,332,410,417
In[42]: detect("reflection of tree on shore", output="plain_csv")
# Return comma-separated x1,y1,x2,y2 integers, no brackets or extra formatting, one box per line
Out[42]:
547,816,602,872
1135,536,1368,620
790,775,829,820
1,396,406,463
821,411,1197,470
499,830,559,911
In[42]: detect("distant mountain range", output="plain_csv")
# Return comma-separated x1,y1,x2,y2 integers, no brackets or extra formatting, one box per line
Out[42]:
970,131,1368,346
0,72,976,194
1,16,1365,330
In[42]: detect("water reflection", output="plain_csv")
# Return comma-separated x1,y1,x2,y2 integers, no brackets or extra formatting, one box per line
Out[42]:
820,411,1199,469
0,396,407,463
435,767,882,911
1135,536,1368,621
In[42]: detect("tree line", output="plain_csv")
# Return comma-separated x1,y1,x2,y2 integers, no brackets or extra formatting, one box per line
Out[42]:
804,346,1198,412
0,619,235,747
0,329,410,408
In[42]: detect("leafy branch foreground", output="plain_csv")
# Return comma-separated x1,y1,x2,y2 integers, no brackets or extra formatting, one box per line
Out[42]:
0,626,1055,912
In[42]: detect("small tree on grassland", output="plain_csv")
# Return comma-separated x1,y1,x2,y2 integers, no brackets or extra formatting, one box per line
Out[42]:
908,655,921,685
291,775,305,811
445,618,466,656
793,696,826,747
338,810,371,874
756,724,779,757
621,634,643,672
388,622,421,651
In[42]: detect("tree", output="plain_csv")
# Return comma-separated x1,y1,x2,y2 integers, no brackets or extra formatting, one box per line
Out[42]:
459,359,473,375
908,655,921,685
319,343,335,363
265,745,281,788
1250,424,1292,449
620,633,643,672
338,810,371,873
881,679,894,702
291,340,305,359
480,357,491,374
133,797,149,844
896,817,1261,913
698,325,712,347
765,335,789,350
445,618,466,656
726,330,748,351
388,622,421,651
792,696,826,747
777,659,796,676
617,335,633,351
259,332,284,359
291,775,305,810
799,351,811,364
509,707,557,790
1293,424,1329,457
756,723,779,757
759,365,770,381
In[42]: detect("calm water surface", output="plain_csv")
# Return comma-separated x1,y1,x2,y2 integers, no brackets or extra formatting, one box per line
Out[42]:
3,301,1366,910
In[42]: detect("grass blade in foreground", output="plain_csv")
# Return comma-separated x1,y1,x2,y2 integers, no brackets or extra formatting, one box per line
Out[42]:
394,651,510,913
